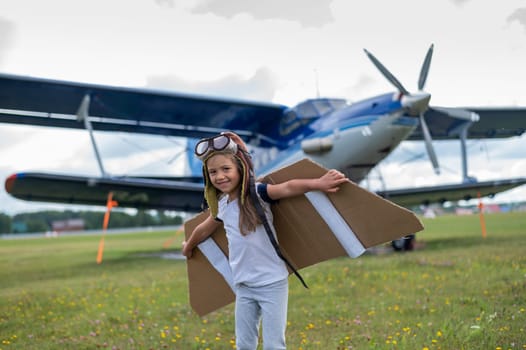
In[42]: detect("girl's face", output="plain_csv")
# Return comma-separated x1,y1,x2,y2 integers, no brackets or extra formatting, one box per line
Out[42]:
206,154,242,200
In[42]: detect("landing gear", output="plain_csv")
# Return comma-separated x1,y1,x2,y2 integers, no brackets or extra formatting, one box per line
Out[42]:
391,234,415,252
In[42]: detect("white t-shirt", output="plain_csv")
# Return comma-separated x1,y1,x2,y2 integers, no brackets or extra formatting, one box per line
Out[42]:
216,184,289,287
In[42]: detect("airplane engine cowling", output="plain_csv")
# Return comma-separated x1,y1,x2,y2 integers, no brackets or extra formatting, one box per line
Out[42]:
301,137,333,154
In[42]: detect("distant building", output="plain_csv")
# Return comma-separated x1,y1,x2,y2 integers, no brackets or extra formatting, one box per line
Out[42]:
51,219,85,233
455,207,474,216
483,204,501,214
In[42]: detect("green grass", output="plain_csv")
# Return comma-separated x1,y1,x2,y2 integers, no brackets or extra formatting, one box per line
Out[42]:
1,212,525,349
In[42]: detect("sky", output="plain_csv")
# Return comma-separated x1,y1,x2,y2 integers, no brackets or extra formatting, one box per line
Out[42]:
0,0,526,215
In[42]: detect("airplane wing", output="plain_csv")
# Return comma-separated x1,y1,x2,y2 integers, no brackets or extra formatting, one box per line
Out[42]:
6,171,526,211
4,74,526,142
377,177,526,207
4,172,205,212
0,73,287,146
2,74,525,142
409,106,526,140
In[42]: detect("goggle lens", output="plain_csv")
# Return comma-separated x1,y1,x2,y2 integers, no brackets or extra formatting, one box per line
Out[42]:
195,134,233,157
212,135,230,150
195,141,209,156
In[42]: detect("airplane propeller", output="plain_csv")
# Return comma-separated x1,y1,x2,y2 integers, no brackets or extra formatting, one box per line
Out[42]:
418,44,433,91
363,48,410,95
364,44,443,174
419,113,439,173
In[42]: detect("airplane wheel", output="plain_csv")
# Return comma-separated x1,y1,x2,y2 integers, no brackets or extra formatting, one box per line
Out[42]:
391,238,405,251
391,234,415,252
404,234,415,251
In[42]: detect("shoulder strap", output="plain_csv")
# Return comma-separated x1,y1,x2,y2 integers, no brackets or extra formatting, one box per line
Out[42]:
249,177,308,289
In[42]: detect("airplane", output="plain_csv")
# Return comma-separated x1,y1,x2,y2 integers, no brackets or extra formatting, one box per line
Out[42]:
1,44,526,228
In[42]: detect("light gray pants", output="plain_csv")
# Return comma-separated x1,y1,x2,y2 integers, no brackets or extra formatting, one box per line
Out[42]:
235,278,289,350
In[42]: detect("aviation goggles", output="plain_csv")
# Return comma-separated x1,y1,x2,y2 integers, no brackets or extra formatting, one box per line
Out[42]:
194,134,238,160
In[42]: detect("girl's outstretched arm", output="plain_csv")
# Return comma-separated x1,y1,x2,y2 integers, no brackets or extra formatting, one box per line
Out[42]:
267,169,349,200
182,214,221,258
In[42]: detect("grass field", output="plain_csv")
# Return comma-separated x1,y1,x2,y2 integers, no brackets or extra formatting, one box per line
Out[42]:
1,212,525,349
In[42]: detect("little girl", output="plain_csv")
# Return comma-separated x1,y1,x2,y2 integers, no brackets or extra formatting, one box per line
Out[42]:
182,131,348,350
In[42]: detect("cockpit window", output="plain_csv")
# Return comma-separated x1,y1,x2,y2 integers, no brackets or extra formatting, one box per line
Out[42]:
292,98,348,119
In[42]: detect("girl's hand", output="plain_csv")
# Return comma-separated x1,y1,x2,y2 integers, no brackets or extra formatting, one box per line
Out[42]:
182,241,193,259
318,169,348,193
182,215,220,259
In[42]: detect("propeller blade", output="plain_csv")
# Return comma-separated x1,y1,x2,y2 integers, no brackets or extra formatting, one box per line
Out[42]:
418,44,434,90
430,106,480,122
363,49,410,95
419,114,440,174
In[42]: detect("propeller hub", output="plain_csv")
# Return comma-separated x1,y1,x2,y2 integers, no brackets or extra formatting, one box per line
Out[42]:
401,92,431,116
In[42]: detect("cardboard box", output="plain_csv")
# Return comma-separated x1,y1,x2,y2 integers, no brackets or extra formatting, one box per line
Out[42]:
184,159,424,316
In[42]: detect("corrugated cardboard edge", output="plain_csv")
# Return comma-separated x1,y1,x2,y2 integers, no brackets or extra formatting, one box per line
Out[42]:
184,212,235,317
184,158,424,316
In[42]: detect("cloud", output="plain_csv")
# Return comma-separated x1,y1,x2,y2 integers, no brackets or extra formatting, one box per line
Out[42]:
146,67,279,102
449,0,471,6
191,0,334,27
154,0,175,8
341,74,378,102
0,126,35,150
0,17,14,66
507,7,526,32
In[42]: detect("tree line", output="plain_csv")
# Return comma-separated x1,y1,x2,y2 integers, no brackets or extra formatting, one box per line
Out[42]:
0,209,184,234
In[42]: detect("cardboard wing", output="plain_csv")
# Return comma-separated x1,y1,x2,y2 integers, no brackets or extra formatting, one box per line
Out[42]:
184,158,424,316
